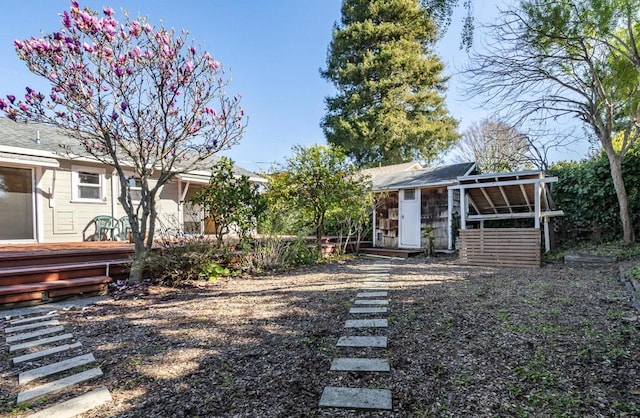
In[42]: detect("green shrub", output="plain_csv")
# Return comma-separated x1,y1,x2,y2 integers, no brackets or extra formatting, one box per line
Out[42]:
549,148,640,245
242,235,320,273
144,236,236,286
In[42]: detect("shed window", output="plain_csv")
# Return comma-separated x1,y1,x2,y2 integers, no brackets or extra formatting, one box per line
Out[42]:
403,189,416,200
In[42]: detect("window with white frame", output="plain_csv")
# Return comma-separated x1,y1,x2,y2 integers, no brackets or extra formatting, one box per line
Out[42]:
127,176,143,202
71,166,106,202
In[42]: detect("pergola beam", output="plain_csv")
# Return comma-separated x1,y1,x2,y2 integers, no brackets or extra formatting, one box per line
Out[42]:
519,184,532,210
479,187,498,214
498,186,512,213
466,210,564,221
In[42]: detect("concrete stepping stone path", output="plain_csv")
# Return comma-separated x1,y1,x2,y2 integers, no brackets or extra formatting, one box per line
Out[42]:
8,313,59,325
349,307,388,314
356,291,388,298
13,342,83,364
19,353,96,385
5,319,61,333
330,357,390,372
2,309,112,415
337,336,387,348
26,386,112,418
6,325,66,343
17,367,104,404
319,262,393,412
9,333,74,352
320,387,392,410
345,318,388,328
354,299,389,305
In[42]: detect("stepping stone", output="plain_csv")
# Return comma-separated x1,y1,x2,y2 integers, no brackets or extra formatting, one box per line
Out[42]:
19,353,95,385
319,387,392,410
354,299,388,305
359,279,391,283
9,313,59,325
17,367,103,404
7,326,64,343
337,336,387,348
5,320,61,334
345,318,388,328
26,386,112,418
13,342,83,364
349,307,388,314
330,357,390,371
356,291,387,298
6,326,65,343
10,333,74,352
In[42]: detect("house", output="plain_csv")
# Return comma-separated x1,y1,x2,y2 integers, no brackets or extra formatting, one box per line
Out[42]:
368,161,476,250
0,117,265,244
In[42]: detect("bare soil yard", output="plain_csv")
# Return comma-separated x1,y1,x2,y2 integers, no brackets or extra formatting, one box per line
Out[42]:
2,256,640,417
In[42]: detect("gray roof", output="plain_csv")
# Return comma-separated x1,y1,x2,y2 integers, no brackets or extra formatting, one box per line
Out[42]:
372,162,476,190
0,117,262,179
360,161,422,179
0,116,83,155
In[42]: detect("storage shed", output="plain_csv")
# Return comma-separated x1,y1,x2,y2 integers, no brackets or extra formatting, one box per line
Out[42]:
369,162,476,250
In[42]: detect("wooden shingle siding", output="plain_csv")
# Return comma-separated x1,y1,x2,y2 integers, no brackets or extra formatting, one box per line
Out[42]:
459,228,541,268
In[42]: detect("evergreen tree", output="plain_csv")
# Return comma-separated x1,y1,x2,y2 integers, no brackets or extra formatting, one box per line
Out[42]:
321,0,459,168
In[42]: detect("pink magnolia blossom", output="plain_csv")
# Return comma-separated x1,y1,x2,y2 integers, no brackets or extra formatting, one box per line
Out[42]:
0,99,7,110
19,103,28,111
129,21,142,37
184,60,194,73
103,7,114,16
129,46,141,59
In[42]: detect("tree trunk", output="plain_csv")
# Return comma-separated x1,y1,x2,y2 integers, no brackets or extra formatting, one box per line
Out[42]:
316,212,324,252
129,232,146,283
604,149,636,245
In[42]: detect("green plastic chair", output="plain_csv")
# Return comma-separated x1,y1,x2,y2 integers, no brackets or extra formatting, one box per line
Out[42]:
119,216,132,240
92,216,120,241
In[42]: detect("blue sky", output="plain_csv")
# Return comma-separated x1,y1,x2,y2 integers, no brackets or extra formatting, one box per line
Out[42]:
0,1,587,172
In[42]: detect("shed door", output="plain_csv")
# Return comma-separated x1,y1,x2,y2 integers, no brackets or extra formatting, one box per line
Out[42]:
399,189,421,248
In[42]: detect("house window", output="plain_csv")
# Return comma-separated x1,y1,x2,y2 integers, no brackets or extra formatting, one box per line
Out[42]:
71,166,106,203
127,177,143,202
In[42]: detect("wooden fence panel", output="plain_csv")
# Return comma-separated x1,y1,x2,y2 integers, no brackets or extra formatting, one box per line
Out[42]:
459,228,541,268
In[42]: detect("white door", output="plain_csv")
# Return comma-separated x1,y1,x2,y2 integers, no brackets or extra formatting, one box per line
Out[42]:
399,188,421,248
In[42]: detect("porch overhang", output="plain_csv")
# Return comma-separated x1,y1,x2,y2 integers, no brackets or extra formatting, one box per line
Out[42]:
0,152,59,168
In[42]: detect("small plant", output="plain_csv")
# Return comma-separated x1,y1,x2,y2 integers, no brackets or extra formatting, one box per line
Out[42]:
422,225,435,256
199,261,233,281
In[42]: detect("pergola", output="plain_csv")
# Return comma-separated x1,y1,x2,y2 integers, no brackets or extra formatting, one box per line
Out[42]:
447,170,564,266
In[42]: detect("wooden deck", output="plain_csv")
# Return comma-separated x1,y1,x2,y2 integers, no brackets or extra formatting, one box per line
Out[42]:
0,242,134,308
359,247,424,259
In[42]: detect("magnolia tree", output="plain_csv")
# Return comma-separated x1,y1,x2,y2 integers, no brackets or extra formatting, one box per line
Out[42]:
1,1,246,281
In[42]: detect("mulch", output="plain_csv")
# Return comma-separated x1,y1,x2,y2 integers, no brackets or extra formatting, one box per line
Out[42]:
1,255,639,417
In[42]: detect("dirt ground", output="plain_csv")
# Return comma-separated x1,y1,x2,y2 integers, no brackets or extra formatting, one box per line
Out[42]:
2,255,640,417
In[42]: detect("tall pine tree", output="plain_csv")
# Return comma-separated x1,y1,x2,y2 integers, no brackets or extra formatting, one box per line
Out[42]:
321,0,459,168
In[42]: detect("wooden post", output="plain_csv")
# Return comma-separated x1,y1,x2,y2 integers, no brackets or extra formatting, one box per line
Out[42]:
447,188,454,250
460,189,467,230
544,217,551,252
372,197,377,247
534,180,541,229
